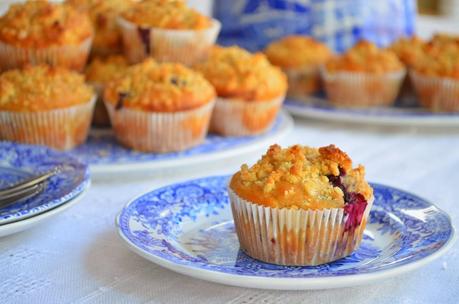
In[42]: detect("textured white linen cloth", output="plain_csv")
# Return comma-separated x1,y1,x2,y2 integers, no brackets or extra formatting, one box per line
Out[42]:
0,117,458,304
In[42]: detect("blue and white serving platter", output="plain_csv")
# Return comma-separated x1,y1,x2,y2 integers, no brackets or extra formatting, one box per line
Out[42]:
0,141,90,225
285,97,459,127
71,111,293,175
116,175,456,290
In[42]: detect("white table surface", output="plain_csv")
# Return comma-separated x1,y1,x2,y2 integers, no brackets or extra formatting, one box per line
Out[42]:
1,116,458,304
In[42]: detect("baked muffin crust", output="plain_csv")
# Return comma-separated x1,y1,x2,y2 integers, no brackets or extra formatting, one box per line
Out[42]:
230,144,373,210
0,0,93,48
326,40,403,74
86,55,129,84
195,46,287,101
389,36,425,67
413,39,459,79
121,0,211,30
104,59,215,112
265,35,331,69
0,65,94,112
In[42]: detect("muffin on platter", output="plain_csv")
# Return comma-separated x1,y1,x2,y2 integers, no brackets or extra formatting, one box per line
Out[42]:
411,40,459,112
66,0,133,57
0,65,95,150
265,35,332,99
85,55,130,126
195,46,287,136
103,59,216,152
0,0,93,71
323,40,405,107
228,144,374,266
118,0,220,65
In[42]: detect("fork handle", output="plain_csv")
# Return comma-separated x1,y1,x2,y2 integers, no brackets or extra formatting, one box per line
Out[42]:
0,169,57,197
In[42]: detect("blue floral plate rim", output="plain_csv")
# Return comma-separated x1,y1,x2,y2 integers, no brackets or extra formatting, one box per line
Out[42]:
0,141,91,225
116,175,456,290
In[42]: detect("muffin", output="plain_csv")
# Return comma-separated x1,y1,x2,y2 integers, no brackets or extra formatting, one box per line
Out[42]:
323,40,405,107
410,41,459,112
0,65,95,150
0,0,93,71
103,59,216,152
66,0,132,57
118,0,221,65
229,144,374,266
195,46,287,136
265,36,332,99
85,55,130,126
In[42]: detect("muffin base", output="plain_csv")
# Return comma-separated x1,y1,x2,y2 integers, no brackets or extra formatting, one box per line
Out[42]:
0,96,96,150
0,37,93,72
410,71,459,112
105,100,215,152
210,95,284,137
118,17,221,66
228,188,373,266
322,69,406,108
285,66,321,100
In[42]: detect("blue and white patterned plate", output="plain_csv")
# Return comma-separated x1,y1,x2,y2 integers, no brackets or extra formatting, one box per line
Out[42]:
70,111,293,175
285,97,459,127
0,142,90,225
116,175,456,290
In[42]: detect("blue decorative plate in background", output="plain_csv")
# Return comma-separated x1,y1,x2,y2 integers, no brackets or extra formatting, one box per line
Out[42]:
70,111,293,175
285,97,459,127
0,142,90,225
117,175,455,290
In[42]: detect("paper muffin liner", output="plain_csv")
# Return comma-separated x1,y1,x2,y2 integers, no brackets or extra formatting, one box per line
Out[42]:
0,37,93,72
105,100,215,152
228,187,374,266
0,96,96,151
118,17,221,65
210,95,284,137
284,66,322,100
89,82,111,127
410,70,459,112
321,68,406,107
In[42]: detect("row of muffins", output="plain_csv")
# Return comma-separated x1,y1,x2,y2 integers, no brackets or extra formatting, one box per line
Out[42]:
264,35,459,112
0,45,288,151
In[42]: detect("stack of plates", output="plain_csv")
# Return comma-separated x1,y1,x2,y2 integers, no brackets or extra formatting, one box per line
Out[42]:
0,142,90,237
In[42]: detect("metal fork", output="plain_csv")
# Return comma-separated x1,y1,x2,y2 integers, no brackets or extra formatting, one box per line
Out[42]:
0,169,58,208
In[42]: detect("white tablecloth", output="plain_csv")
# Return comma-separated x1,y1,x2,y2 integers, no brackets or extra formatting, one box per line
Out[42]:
1,117,458,304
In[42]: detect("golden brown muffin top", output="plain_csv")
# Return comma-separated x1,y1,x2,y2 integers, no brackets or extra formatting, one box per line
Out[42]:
194,46,287,101
0,0,93,48
0,65,94,112
85,55,130,84
326,40,404,74
121,0,212,30
265,35,332,69
104,59,215,112
412,40,459,79
66,0,132,51
230,144,373,210
389,36,425,67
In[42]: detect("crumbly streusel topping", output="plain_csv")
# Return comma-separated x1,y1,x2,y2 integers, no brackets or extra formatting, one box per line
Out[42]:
389,36,425,67
230,144,373,210
104,59,215,112
194,46,287,101
0,0,93,47
0,65,94,111
122,0,211,30
86,55,130,84
265,35,332,69
326,40,404,74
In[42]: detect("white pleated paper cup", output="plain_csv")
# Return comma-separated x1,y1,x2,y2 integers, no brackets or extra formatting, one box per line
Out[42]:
410,70,459,112
284,66,322,99
105,100,215,152
0,96,96,151
0,37,93,72
89,82,111,127
321,68,406,108
210,95,284,137
228,187,374,266
117,17,221,65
